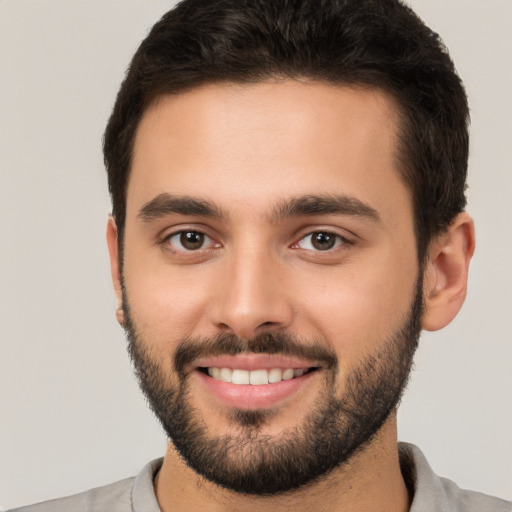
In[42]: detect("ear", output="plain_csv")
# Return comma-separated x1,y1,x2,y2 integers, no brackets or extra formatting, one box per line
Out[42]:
422,213,475,331
106,216,125,326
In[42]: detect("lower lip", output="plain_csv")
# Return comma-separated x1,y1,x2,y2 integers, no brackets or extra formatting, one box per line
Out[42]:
195,370,317,410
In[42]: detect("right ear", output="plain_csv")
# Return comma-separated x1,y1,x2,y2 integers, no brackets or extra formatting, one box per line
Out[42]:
106,217,125,326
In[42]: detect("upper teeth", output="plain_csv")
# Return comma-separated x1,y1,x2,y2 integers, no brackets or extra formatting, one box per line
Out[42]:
207,367,306,385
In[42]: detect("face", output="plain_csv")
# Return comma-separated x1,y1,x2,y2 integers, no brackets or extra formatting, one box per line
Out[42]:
113,81,422,494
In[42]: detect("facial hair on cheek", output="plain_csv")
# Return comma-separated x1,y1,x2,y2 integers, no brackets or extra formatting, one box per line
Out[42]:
121,276,423,496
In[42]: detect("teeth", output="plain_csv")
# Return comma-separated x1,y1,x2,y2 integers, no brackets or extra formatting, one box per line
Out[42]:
206,367,309,385
268,368,283,384
282,368,294,380
207,367,221,379
232,369,250,385
249,369,269,385
219,367,232,383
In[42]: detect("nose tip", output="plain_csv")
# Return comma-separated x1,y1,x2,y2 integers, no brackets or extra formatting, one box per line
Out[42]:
216,316,283,340
209,260,293,340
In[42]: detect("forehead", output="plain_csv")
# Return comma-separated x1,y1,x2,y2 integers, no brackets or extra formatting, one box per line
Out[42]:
128,80,409,223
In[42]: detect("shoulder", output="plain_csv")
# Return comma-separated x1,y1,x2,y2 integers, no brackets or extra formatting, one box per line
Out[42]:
7,458,163,512
6,477,134,512
438,475,512,512
399,443,511,512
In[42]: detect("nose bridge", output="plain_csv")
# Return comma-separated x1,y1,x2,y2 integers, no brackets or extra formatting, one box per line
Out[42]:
210,241,292,339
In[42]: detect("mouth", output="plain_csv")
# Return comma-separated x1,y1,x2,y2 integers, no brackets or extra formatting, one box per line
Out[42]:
198,366,318,385
192,355,321,410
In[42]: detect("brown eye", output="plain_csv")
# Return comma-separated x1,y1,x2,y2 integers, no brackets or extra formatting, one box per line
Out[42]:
311,232,336,250
297,231,344,251
180,231,204,249
167,231,209,251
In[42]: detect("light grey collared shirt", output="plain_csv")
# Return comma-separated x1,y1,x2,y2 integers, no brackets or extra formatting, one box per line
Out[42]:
8,443,511,511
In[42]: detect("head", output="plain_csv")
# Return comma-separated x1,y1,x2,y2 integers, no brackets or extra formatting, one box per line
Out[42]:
104,0,474,497
104,0,469,264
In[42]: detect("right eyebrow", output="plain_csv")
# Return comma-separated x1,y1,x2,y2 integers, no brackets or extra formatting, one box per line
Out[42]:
137,193,226,222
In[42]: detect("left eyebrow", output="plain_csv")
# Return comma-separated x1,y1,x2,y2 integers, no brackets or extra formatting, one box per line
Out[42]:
138,193,226,222
270,194,381,223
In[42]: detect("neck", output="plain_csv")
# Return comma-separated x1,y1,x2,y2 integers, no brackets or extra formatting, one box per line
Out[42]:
155,414,410,512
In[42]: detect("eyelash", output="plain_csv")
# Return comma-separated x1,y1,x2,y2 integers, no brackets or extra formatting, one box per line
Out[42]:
160,228,353,255
292,231,350,252
162,230,218,253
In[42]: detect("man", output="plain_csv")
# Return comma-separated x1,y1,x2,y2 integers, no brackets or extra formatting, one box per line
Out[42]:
10,0,511,511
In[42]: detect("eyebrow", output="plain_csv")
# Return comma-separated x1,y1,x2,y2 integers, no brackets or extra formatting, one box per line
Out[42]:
270,194,381,223
138,193,226,221
137,192,380,224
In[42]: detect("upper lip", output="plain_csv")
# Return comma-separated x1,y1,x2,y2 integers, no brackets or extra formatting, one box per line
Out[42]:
193,353,319,372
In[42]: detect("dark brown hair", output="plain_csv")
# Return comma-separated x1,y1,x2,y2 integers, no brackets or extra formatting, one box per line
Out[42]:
103,0,469,261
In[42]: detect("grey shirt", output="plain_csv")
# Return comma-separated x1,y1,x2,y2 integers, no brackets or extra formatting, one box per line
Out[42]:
8,443,511,512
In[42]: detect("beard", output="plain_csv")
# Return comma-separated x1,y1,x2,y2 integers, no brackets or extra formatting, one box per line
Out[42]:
122,278,423,496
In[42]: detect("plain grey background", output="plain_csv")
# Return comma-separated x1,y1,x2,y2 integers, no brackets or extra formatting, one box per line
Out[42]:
1,0,511,509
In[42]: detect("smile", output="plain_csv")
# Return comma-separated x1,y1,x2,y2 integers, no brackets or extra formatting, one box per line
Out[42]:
193,354,321,409
201,367,312,385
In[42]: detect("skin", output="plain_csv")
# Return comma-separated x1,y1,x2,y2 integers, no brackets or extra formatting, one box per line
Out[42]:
107,81,475,512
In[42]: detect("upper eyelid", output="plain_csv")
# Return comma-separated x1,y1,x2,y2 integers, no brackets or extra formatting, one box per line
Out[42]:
301,231,347,241
293,226,356,244
159,224,217,241
158,226,356,248
161,231,219,255
294,231,351,249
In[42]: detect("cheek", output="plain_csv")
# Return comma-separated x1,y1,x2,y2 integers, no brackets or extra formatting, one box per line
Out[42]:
299,255,418,358
123,258,213,350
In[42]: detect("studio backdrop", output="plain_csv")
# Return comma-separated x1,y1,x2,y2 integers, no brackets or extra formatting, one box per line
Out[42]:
1,0,511,508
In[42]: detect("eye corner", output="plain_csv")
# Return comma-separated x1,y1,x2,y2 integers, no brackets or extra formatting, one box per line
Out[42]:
293,230,350,252
160,228,221,255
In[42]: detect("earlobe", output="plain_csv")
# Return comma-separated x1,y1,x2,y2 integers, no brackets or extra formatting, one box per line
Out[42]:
422,213,475,331
106,217,125,326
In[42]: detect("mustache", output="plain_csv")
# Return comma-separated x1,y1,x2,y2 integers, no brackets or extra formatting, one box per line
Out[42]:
174,332,338,377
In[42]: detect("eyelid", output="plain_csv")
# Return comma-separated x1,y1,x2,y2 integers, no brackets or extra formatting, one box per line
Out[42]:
169,231,214,250
157,224,355,255
296,233,345,251
159,225,221,252
291,227,355,250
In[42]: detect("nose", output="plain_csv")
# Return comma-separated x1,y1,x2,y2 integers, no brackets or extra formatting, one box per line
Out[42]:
209,248,294,340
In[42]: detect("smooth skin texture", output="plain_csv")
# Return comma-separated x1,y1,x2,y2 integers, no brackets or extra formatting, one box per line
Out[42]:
107,81,474,512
